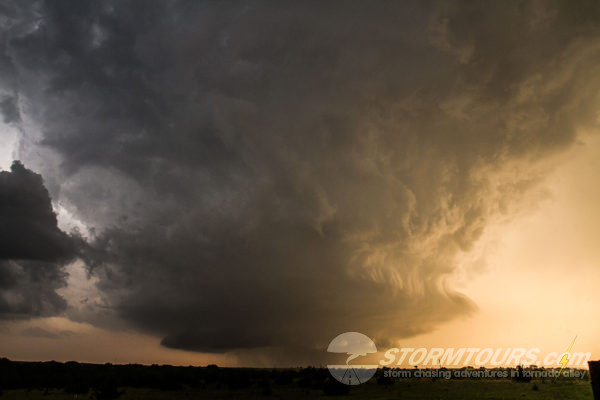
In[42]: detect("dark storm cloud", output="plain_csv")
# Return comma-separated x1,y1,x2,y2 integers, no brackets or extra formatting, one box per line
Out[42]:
0,96,20,123
0,259,67,318
0,161,79,318
2,0,600,361
0,161,75,261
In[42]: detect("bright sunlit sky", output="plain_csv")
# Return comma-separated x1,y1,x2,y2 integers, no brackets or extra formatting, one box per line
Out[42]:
414,131,600,359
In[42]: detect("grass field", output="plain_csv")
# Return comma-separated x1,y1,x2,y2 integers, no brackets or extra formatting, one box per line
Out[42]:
0,378,593,400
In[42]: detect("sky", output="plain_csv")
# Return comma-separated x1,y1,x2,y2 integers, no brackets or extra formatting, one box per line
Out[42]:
0,0,600,367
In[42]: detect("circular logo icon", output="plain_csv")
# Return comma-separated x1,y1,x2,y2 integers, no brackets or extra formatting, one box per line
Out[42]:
327,332,378,385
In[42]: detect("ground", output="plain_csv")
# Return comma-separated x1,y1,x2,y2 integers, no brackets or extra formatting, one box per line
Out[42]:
0,378,593,400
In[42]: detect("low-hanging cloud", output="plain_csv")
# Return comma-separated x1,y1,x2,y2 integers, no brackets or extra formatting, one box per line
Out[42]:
1,0,600,363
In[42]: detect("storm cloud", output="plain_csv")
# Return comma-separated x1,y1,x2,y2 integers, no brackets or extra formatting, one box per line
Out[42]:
0,161,78,318
1,0,600,362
